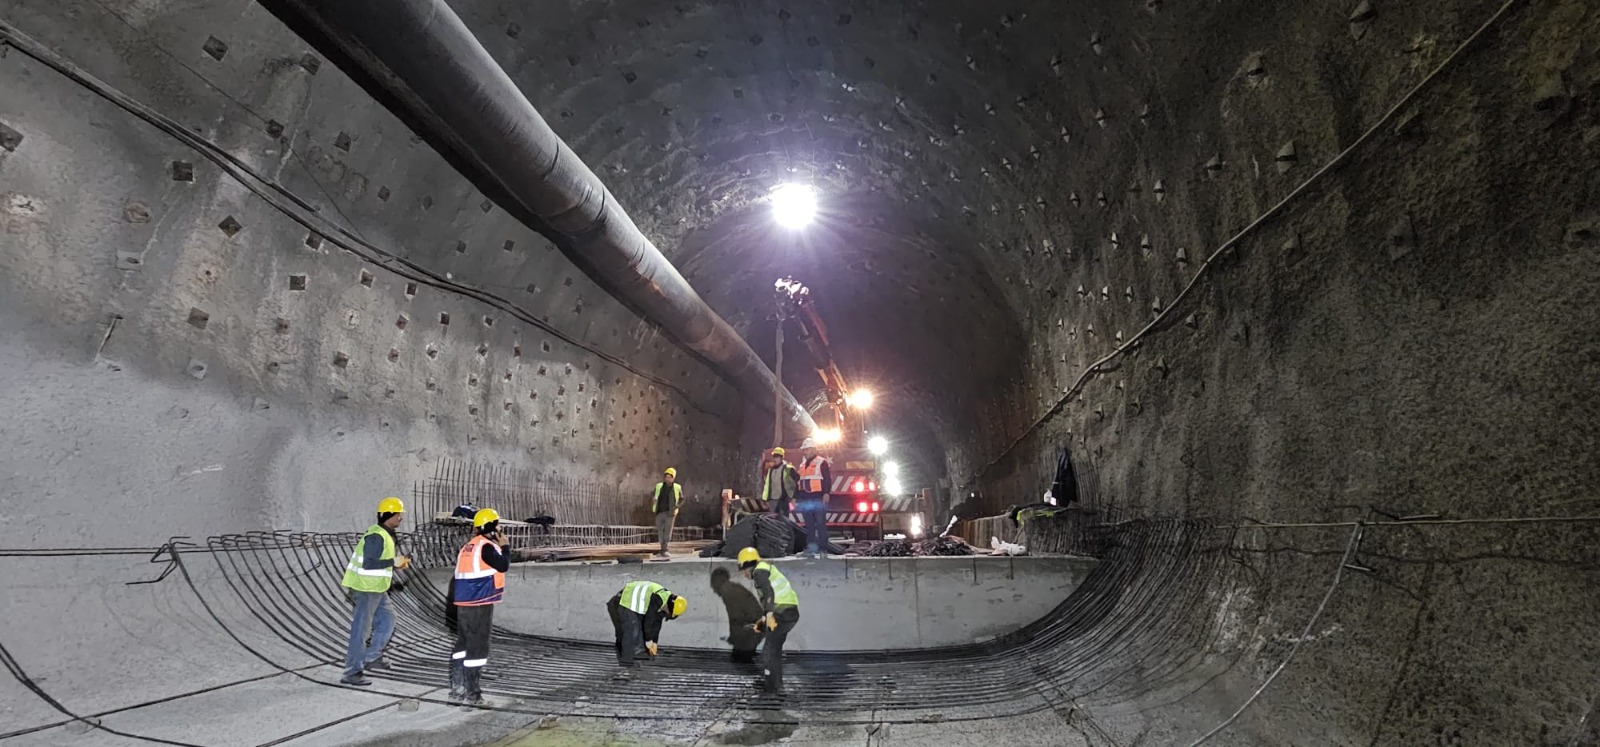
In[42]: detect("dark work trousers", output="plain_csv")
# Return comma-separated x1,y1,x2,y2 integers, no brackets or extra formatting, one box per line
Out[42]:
607,595,644,665
796,497,828,553
761,606,801,691
654,511,675,554
451,604,494,695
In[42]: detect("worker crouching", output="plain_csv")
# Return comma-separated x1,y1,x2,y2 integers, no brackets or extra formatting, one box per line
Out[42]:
606,581,686,674
739,547,799,694
449,508,509,706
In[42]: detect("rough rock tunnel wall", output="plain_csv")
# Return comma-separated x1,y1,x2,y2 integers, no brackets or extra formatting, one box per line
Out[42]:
0,0,751,548
966,0,1600,744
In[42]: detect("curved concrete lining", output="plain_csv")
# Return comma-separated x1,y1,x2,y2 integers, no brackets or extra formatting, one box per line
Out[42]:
428,555,1099,651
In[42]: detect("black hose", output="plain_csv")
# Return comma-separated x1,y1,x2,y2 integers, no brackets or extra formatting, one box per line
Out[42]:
254,0,814,432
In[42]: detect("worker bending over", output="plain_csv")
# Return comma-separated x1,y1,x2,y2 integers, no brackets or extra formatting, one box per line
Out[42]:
606,581,687,669
651,467,682,558
739,547,800,694
449,508,509,706
339,497,411,686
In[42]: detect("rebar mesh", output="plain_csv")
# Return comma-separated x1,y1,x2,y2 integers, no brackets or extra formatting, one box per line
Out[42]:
406,524,717,568
175,520,1233,722
413,458,641,526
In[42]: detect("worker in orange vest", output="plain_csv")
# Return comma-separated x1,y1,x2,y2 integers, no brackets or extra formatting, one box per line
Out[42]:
794,438,833,558
448,508,508,706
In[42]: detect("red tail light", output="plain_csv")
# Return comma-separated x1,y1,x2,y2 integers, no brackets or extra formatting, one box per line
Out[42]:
871,501,880,512
869,481,877,491
856,501,869,513
853,480,866,493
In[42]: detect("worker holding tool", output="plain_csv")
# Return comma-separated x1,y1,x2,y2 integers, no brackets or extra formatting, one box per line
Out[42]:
606,580,687,672
794,438,833,558
760,447,800,517
449,508,509,706
339,496,410,687
651,468,683,558
739,547,800,694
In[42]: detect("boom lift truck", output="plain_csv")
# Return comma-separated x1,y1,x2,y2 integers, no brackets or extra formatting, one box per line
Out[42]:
738,278,926,543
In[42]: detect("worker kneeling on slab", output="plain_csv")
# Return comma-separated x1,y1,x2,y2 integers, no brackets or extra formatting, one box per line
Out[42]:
739,547,800,694
449,508,509,706
607,581,687,670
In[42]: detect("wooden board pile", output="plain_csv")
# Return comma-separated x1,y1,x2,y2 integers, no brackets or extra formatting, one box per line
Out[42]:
515,540,714,563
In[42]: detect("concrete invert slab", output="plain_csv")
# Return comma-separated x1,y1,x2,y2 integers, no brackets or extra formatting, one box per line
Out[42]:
428,554,1097,651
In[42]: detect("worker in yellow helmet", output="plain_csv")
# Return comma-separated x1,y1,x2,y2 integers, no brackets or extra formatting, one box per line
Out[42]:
338,497,411,686
651,467,682,558
606,580,687,675
760,447,799,517
739,547,799,694
448,508,509,706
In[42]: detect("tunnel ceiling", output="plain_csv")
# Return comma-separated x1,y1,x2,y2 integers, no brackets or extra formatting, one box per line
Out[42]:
446,0,1132,474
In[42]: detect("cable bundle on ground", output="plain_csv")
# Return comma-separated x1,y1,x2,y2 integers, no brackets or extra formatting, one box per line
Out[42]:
918,535,975,556
864,539,914,556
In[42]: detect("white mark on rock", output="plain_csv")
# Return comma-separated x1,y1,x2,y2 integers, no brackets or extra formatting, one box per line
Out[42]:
179,464,225,477
1273,623,1342,645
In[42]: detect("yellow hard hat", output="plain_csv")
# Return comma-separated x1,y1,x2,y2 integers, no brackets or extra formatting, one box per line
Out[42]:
472,508,501,528
770,447,785,457
663,467,677,477
670,595,687,618
378,497,404,514
737,547,761,566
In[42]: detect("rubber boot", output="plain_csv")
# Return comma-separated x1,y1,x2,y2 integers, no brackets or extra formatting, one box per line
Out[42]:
447,659,468,705
461,668,486,707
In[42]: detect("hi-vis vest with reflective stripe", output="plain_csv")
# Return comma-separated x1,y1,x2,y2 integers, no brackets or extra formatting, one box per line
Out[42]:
798,456,830,494
341,525,395,593
453,535,505,606
652,482,682,513
761,463,798,502
620,580,671,614
755,561,799,608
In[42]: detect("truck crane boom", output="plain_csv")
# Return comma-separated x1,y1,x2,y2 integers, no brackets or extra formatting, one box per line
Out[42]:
775,277,855,443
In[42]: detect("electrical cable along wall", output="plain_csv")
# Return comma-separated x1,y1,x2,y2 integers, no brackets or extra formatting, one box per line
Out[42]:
252,0,816,435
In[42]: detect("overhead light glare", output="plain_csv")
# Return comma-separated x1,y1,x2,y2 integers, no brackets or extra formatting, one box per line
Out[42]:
867,436,889,456
771,183,818,229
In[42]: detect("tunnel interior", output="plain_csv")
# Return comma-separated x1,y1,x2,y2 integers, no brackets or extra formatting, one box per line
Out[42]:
2,0,1599,745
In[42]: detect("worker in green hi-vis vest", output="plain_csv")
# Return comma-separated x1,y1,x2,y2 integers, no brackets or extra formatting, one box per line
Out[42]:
607,580,687,674
651,468,683,558
739,547,800,695
339,496,411,687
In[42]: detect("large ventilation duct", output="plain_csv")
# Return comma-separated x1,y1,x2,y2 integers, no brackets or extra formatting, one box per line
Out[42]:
257,0,814,433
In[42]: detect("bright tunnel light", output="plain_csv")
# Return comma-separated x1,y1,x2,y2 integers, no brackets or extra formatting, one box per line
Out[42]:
867,435,889,456
882,461,900,477
771,183,818,229
846,389,874,409
884,477,903,495
811,427,841,445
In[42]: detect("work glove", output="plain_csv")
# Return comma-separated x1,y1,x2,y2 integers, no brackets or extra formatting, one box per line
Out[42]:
765,612,777,632
394,555,411,570
645,642,659,657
